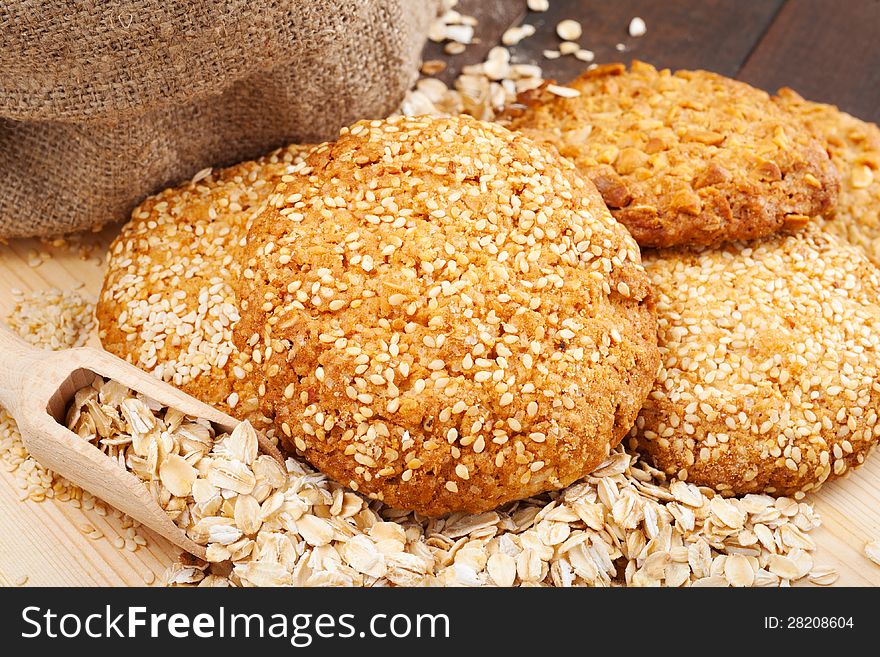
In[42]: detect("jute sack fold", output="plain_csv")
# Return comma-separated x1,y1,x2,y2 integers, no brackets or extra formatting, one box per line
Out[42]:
0,0,437,238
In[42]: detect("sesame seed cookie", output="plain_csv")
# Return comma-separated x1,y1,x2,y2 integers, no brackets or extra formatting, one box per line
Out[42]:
631,227,880,496
502,61,840,248
97,143,314,422
236,115,660,516
775,88,880,266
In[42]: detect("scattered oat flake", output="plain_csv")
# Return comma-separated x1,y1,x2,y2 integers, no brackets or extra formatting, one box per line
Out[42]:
629,17,647,37
421,59,446,76
808,566,839,586
556,19,582,41
445,24,474,44
502,24,535,46
865,540,880,566
767,554,801,580
724,554,755,587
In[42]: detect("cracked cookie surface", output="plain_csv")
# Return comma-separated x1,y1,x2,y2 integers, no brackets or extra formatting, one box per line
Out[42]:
776,88,880,267
503,61,839,248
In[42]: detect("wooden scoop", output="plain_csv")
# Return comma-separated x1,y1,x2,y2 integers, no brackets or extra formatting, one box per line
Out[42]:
0,324,283,560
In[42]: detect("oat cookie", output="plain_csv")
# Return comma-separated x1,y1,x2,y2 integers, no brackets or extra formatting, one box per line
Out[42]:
98,144,313,421
632,227,880,495
236,115,659,516
502,61,839,248
776,88,880,266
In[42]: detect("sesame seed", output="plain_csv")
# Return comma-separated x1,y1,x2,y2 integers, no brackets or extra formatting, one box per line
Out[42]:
546,84,581,99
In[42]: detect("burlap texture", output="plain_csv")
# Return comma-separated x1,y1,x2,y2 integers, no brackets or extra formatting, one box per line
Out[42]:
0,0,437,238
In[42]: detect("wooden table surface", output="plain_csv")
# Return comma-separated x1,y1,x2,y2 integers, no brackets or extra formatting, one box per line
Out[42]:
427,0,880,124
1,0,880,587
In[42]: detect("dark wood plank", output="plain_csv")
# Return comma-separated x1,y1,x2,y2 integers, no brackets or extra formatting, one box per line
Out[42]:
738,0,880,123
425,1,879,125
421,0,526,85
507,0,785,82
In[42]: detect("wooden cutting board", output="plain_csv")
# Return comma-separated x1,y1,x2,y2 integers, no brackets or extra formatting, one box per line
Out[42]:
0,230,879,586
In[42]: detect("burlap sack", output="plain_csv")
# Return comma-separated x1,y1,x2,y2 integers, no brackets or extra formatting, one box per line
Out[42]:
0,0,437,238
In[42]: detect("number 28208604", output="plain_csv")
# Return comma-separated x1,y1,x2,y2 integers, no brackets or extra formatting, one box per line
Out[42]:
764,617,853,629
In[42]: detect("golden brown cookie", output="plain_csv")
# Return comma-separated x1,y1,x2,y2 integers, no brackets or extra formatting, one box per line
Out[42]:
776,88,880,266
502,61,839,248
631,227,880,496
236,115,660,516
98,143,313,422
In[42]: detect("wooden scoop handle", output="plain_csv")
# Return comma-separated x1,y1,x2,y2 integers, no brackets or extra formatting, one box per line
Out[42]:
0,322,208,560
0,320,281,561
